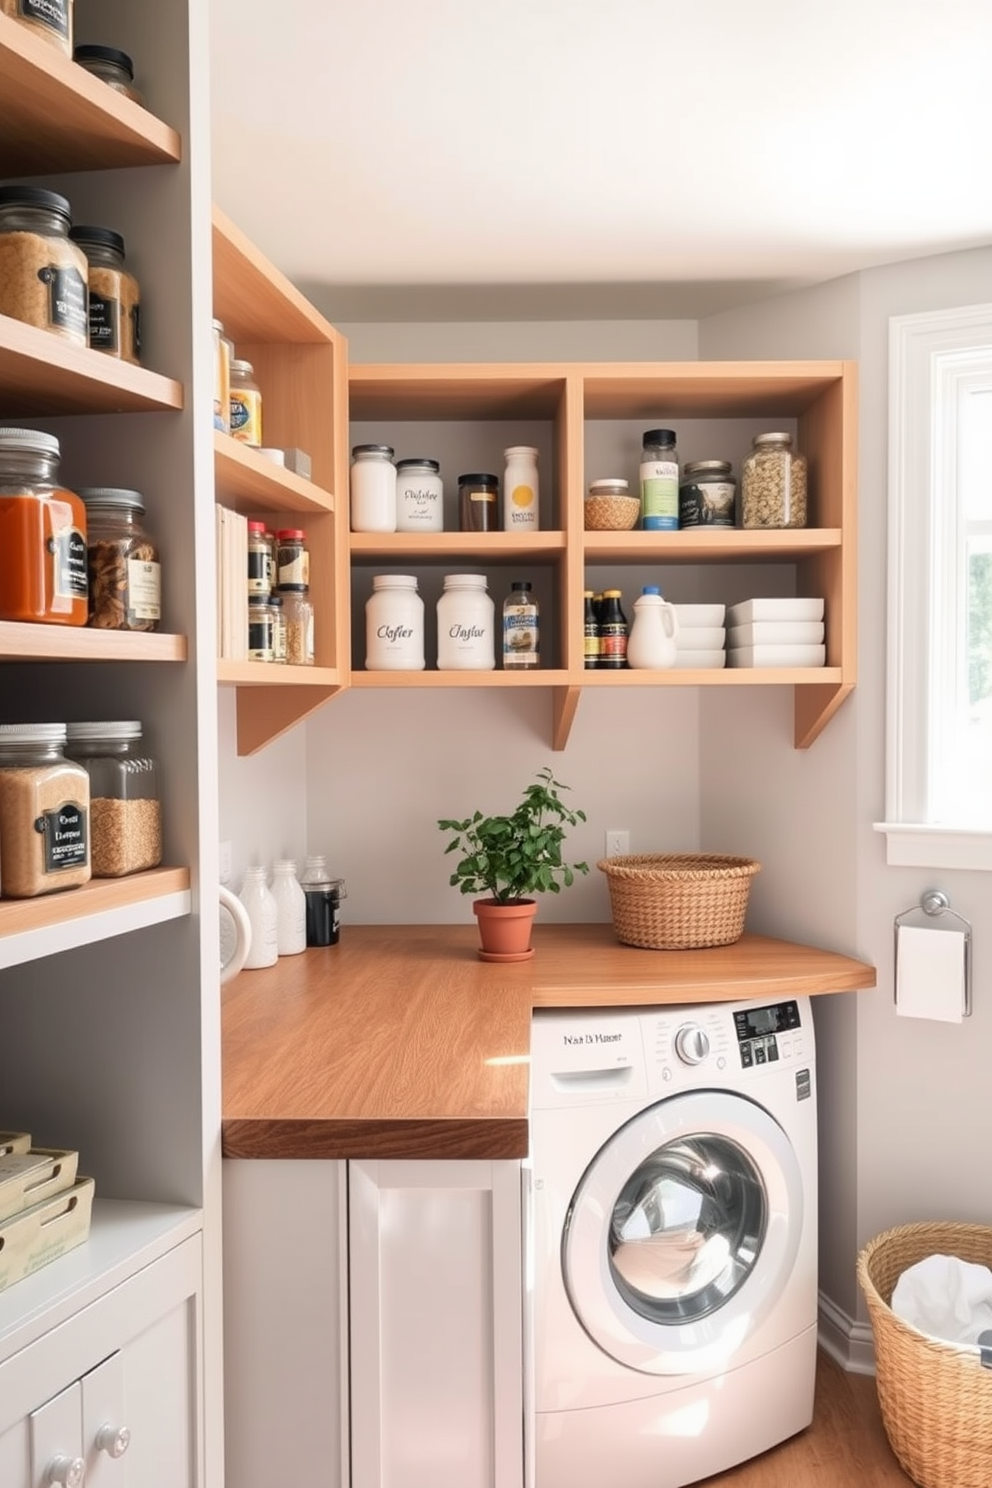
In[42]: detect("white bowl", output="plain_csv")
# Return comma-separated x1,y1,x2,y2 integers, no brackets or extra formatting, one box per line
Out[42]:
673,650,726,669
674,604,726,627
676,627,725,650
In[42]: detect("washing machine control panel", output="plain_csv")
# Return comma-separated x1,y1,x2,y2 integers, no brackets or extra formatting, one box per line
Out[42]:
733,999,802,1068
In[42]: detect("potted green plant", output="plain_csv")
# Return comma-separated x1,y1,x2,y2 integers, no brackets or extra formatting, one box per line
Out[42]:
438,766,589,961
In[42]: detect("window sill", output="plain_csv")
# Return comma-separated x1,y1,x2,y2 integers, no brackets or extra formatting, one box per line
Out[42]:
874,823,992,871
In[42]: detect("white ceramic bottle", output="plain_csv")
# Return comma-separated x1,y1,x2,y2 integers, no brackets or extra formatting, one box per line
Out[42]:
502,446,539,530
365,574,425,670
238,865,279,969
436,573,495,670
626,586,680,669
271,859,307,956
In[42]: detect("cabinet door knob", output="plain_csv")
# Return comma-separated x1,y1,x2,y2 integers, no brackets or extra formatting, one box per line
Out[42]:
96,1422,131,1458
46,1456,85,1487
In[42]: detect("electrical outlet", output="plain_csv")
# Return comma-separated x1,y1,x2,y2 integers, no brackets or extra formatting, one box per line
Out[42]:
605,829,629,858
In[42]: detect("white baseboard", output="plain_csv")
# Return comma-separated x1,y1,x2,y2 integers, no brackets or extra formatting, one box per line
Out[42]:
818,1289,877,1375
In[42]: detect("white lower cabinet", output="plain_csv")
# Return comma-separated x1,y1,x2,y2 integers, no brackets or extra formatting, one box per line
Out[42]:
349,1158,524,1488
0,1235,202,1487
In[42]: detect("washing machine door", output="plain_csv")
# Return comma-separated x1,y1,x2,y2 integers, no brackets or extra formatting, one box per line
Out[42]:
562,1088,804,1375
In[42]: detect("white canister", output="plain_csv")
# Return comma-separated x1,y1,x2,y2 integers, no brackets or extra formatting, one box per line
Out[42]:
436,574,495,670
350,443,396,533
365,574,425,671
502,445,539,531
271,858,307,956
238,865,279,969
395,457,444,532
626,586,680,669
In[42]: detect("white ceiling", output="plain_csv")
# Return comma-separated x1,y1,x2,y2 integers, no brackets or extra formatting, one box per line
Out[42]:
209,0,992,321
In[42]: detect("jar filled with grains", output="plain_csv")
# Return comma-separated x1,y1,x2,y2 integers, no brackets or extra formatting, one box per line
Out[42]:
65,721,161,878
68,225,141,363
73,44,144,104
77,487,161,631
0,427,88,627
0,723,90,898
280,585,315,666
741,432,808,528
0,186,88,346
1,0,72,56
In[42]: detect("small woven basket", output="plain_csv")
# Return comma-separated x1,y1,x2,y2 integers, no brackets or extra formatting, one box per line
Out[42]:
597,854,760,949
584,494,641,531
857,1221,992,1488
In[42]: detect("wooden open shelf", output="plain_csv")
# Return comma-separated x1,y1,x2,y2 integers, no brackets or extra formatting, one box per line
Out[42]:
0,622,187,662
0,867,191,971
0,313,183,420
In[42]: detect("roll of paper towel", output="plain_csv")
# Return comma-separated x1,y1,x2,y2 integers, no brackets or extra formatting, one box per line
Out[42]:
895,924,967,1022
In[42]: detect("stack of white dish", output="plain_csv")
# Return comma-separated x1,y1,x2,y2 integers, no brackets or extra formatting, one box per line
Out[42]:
673,603,726,668
726,598,826,667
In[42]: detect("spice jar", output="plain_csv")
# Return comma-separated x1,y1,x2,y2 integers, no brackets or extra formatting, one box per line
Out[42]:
275,528,309,588
68,225,141,363
65,721,161,877
502,580,539,669
247,594,276,661
229,359,263,447
1,0,72,56
73,44,143,104
741,433,808,528
247,521,272,597
679,460,737,528
280,585,315,666
395,458,444,532
77,487,160,631
0,428,88,627
350,444,397,532
269,591,287,663
0,723,90,898
458,472,499,533
0,186,88,346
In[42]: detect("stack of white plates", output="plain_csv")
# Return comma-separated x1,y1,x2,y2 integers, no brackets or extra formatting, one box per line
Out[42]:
726,598,826,667
673,604,726,669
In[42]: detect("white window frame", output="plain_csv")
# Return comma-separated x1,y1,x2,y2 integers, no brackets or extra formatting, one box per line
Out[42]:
875,303,992,870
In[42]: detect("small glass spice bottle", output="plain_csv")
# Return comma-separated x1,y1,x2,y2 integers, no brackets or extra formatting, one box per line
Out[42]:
0,428,88,627
73,44,144,104
0,723,90,898
247,521,272,597
583,589,600,669
502,579,539,669
229,359,263,447
65,720,161,877
741,432,808,529
280,585,315,666
247,594,276,661
68,224,141,362
458,472,499,533
276,528,309,588
77,487,160,631
269,591,287,663
0,185,88,345
1,0,72,56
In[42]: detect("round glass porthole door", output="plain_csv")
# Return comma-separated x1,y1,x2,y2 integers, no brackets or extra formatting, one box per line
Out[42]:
562,1090,805,1375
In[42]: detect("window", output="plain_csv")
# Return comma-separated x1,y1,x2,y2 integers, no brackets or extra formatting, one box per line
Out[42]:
876,303,992,870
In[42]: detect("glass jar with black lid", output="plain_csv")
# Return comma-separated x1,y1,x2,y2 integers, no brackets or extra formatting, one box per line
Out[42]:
73,44,144,104
68,224,141,363
458,472,499,533
0,186,88,345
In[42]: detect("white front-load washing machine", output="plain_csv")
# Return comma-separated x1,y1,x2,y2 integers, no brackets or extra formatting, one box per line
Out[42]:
527,996,817,1488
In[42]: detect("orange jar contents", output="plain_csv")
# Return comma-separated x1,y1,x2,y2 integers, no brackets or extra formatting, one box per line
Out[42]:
0,428,88,626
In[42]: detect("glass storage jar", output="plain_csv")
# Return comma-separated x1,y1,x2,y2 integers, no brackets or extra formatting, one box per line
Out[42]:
247,594,276,661
1,0,72,56
73,44,143,104
395,458,443,532
77,487,160,631
68,224,141,362
247,520,272,597
276,528,309,588
0,186,87,345
678,460,736,528
229,359,263,447
0,723,90,898
350,444,396,533
269,591,287,663
65,720,162,877
0,428,88,626
458,472,499,533
639,428,679,530
279,585,315,665
741,433,808,528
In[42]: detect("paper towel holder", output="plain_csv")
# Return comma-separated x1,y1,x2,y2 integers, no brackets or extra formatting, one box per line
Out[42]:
894,890,973,1016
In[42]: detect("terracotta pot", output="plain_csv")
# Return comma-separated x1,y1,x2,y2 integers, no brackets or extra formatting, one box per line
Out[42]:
472,897,537,962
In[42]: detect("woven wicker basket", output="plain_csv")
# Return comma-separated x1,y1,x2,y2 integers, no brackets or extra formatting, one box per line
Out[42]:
857,1221,992,1488
597,854,760,949
584,494,641,531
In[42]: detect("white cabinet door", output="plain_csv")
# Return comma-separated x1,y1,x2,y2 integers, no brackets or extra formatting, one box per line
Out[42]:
349,1159,524,1488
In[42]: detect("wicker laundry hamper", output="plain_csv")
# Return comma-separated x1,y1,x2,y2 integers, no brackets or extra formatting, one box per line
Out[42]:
597,854,760,950
857,1221,992,1488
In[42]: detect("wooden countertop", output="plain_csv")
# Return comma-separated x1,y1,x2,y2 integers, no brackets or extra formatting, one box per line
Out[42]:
221,923,876,1161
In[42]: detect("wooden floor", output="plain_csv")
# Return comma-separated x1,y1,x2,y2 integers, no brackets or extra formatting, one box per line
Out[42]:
698,1351,915,1486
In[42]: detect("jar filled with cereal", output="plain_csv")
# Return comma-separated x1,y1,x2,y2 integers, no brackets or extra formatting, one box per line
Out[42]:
0,723,90,898
65,721,162,878
0,427,88,627
77,487,161,631
0,186,88,346
741,432,808,529
69,225,141,363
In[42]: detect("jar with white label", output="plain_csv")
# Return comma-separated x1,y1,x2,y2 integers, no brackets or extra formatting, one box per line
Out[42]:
229,359,262,447
395,457,444,532
502,446,539,531
0,723,90,898
502,580,539,668
639,428,679,530
276,529,309,588
436,574,495,671
78,487,160,631
0,428,88,627
351,444,396,532
365,574,425,671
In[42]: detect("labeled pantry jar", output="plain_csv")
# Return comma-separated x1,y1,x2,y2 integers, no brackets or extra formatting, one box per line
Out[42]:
0,723,90,899
365,574,424,671
0,428,88,626
65,721,162,878
679,460,736,528
458,472,499,533
395,458,443,532
68,224,141,363
1,0,72,56
73,44,144,105
436,573,495,671
741,432,808,528
229,359,262,447
0,186,88,346
78,487,160,631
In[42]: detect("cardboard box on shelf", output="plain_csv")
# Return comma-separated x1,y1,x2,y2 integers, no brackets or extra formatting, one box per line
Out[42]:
0,1177,95,1294
0,1148,80,1224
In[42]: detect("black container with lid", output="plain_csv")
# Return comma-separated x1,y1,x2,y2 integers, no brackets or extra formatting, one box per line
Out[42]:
458,472,499,533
